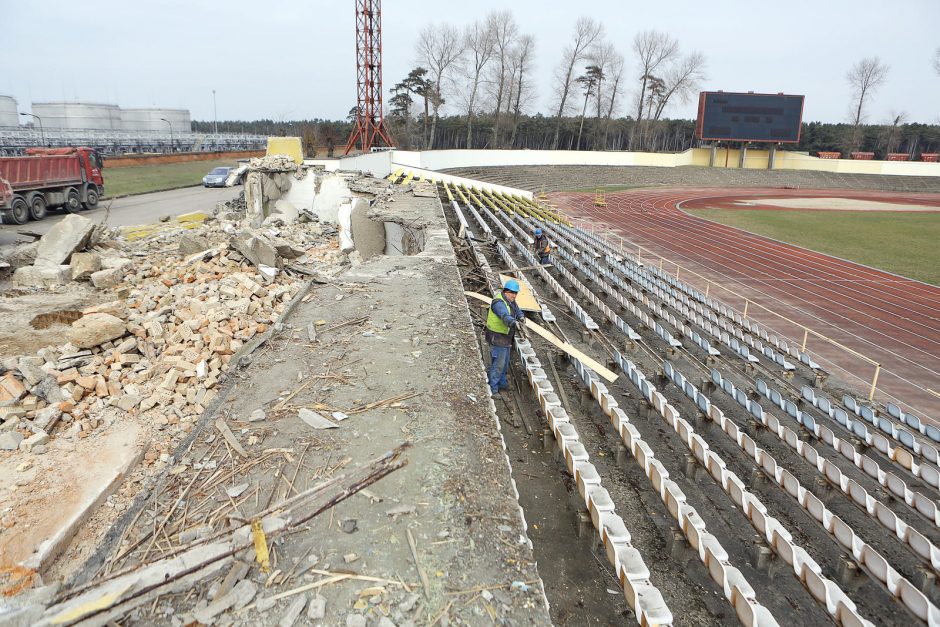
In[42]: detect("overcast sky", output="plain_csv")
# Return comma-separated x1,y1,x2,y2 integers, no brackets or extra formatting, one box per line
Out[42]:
2,0,938,125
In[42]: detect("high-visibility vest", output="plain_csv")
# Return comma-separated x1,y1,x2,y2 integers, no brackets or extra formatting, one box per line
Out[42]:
485,294,512,335
536,236,551,254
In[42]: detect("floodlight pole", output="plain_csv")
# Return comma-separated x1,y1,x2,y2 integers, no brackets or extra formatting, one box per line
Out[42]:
212,90,218,134
19,112,45,147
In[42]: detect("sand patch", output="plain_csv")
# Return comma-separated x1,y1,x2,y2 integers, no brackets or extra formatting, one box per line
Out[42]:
746,197,940,212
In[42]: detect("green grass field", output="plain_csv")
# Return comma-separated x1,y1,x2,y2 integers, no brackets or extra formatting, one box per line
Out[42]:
683,208,940,286
103,159,240,198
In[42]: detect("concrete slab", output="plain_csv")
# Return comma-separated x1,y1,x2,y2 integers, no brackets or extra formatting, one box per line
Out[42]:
0,424,146,573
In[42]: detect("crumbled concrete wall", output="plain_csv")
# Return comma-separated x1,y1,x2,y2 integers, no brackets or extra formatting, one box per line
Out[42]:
350,198,385,260
312,174,353,223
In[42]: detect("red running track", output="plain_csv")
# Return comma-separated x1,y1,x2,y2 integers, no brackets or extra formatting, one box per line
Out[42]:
549,187,940,419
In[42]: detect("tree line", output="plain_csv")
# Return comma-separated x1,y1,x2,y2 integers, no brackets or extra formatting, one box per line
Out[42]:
192,36,940,158
191,115,940,159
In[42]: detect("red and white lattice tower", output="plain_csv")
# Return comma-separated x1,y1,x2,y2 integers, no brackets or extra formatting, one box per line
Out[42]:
344,0,395,154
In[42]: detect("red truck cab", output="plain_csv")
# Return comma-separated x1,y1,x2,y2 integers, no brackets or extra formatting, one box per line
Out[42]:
0,147,104,225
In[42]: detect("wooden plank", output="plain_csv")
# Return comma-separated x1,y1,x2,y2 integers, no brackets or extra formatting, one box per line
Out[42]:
465,291,617,383
498,273,540,312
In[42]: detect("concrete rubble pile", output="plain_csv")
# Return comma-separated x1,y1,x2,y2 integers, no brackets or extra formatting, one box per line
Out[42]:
0,206,348,463
7,214,119,288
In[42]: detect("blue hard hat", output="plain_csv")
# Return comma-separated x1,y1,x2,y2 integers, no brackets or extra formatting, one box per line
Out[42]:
534,228,542,235
503,279,520,293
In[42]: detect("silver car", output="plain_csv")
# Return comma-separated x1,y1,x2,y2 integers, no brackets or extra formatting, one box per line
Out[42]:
202,167,232,188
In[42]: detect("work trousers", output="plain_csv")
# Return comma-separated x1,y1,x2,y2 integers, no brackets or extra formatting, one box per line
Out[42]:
487,344,511,393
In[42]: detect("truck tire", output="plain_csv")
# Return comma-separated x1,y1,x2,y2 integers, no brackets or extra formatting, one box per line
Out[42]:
27,193,47,221
64,187,82,214
83,186,99,210
4,195,30,225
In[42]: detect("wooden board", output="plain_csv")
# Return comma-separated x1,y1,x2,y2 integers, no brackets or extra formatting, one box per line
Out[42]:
465,291,618,383
498,274,540,312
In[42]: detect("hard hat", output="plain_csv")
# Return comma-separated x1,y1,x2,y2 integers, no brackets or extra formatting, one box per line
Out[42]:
503,279,520,293
534,228,542,235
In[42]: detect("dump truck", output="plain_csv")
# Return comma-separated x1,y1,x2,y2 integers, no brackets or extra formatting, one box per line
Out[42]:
0,147,104,225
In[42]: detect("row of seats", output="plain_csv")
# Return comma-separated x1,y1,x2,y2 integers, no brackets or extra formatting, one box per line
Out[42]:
535,342,777,625
709,368,940,574
749,378,940,530
452,200,501,295
843,393,940,456
456,194,671,622
513,342,672,623
569,224,815,373
473,198,789,624
674,363,939,624
458,189,880,624
604,350,850,626
583,231,799,373
802,385,940,484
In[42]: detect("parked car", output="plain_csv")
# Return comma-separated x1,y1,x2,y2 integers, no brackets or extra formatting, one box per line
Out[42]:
202,167,233,188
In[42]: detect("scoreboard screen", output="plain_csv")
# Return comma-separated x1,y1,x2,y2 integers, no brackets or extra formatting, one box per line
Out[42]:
695,92,804,143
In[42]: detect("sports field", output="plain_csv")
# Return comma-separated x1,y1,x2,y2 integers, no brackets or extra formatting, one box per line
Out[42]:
682,208,940,286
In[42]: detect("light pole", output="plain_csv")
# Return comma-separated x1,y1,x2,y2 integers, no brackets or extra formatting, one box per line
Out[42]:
212,90,218,135
159,117,174,153
19,112,45,147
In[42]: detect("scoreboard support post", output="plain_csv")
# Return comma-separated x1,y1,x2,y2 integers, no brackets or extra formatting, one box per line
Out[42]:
768,143,778,170
738,143,748,169
709,145,718,167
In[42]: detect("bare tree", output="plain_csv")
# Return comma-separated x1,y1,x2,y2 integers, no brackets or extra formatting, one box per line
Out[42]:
631,30,679,148
587,41,618,150
601,51,626,149
416,23,464,149
933,47,940,76
508,34,536,148
650,51,707,121
457,18,495,148
847,56,890,127
486,11,519,148
550,17,603,149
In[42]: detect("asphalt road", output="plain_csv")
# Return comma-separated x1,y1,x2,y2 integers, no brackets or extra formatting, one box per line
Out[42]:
0,186,239,250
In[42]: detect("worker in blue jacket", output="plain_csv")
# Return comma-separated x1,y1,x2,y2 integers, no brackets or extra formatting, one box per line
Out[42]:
485,278,526,395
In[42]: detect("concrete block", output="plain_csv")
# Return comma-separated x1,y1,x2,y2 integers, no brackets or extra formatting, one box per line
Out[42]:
230,230,279,267
13,265,72,287
68,313,127,349
178,233,211,256
0,430,24,450
70,252,102,280
90,268,123,289
34,214,95,266
21,431,49,451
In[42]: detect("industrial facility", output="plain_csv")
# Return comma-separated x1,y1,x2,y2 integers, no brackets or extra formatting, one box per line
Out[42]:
0,96,264,156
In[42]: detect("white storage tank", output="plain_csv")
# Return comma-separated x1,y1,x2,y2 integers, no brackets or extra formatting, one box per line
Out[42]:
121,108,191,132
32,102,122,130
0,95,19,127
